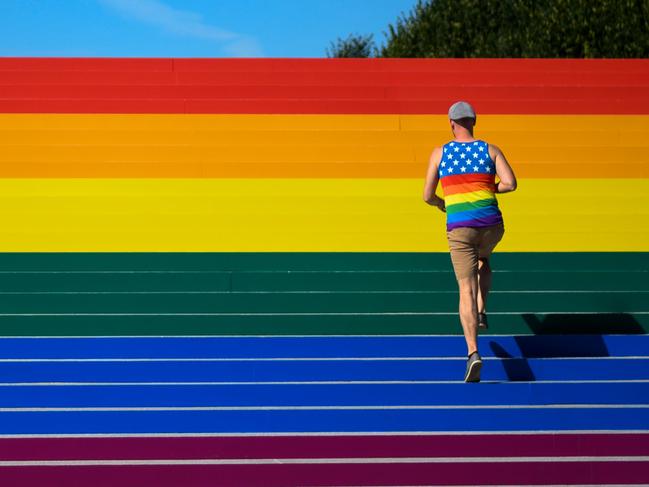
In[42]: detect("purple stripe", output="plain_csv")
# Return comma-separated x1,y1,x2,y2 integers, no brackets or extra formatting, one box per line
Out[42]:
0,461,647,486
0,434,646,461
447,214,504,232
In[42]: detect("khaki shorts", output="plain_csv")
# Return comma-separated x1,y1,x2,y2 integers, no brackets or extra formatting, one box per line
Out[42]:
446,223,505,280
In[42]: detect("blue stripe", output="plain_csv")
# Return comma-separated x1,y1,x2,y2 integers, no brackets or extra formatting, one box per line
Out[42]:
0,408,645,434
446,205,501,225
1,358,647,382
0,336,646,359
0,382,646,407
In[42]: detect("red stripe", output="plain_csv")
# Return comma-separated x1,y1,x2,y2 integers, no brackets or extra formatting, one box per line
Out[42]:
3,98,648,114
171,57,649,75
0,58,648,114
440,173,494,186
443,183,495,197
1,85,647,101
3,70,649,88
0,461,646,486
0,434,646,461
0,57,174,72
2,57,648,75
442,174,495,196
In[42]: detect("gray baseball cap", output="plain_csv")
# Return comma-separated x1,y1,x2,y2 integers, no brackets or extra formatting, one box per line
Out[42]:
448,101,476,120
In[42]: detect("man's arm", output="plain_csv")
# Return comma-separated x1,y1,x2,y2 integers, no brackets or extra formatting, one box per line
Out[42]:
489,144,517,193
423,146,445,212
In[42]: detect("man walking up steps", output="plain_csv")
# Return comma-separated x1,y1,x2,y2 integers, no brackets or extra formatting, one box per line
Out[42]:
423,101,517,382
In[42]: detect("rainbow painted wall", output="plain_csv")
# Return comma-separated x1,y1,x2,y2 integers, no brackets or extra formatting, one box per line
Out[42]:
0,57,648,486
0,57,647,252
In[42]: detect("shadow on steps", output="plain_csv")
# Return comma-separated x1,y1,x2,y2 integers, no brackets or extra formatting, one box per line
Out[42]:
488,312,644,381
521,313,646,335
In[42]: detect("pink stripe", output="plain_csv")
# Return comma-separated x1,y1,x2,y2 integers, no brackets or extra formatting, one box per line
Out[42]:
0,461,646,486
0,434,647,461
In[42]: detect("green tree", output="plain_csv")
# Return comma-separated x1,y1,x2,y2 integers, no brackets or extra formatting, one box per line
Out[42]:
326,33,376,58
329,0,649,58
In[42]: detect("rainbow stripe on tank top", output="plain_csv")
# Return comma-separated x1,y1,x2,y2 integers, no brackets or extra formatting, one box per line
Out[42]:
438,140,504,232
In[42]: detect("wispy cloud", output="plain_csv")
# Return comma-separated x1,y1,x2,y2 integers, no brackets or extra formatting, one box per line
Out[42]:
98,0,263,57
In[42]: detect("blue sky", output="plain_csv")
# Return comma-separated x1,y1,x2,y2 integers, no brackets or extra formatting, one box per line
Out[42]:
0,0,419,58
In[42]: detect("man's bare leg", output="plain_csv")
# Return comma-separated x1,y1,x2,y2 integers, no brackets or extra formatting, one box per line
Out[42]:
457,275,479,355
477,258,492,315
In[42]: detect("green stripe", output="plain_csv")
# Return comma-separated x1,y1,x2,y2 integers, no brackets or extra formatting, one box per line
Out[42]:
2,271,647,292
0,252,646,271
446,198,497,214
0,314,645,336
0,252,646,336
0,291,647,312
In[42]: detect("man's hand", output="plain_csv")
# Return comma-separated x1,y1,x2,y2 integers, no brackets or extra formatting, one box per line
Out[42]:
436,198,446,213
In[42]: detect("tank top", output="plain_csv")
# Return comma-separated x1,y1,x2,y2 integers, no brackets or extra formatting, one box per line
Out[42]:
438,139,503,232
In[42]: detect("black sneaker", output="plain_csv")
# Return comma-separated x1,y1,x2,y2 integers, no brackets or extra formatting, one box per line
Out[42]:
464,351,482,383
478,312,488,330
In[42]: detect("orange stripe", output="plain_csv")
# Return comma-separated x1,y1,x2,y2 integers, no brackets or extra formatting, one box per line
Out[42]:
442,182,496,197
1,113,647,179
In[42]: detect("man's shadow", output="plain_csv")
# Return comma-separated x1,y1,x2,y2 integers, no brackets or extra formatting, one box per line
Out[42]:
489,313,644,381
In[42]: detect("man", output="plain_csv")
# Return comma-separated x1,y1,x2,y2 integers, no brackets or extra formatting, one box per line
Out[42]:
423,101,517,382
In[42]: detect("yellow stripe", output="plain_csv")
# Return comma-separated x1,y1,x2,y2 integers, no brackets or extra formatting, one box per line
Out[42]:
0,179,647,252
445,190,495,206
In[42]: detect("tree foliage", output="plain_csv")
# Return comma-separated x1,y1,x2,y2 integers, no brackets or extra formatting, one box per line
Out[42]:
328,0,649,58
326,33,376,58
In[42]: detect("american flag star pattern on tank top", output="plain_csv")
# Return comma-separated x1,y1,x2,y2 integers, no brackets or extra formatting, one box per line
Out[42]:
438,140,504,232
